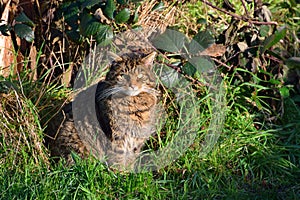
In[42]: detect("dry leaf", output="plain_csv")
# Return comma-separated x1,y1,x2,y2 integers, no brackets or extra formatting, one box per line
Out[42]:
200,44,226,57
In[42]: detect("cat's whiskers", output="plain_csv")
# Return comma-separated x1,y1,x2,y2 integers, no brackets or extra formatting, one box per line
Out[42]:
97,85,148,100
143,87,160,99
97,87,123,101
123,87,142,96
143,87,157,94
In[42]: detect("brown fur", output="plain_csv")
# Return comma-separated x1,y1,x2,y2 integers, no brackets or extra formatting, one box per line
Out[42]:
46,52,160,169
96,52,160,169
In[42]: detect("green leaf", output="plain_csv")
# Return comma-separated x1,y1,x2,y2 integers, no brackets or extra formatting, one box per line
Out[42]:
95,25,113,46
58,1,72,13
280,86,290,98
81,0,101,9
80,13,102,37
0,25,10,36
14,24,34,42
66,15,79,29
15,12,34,27
61,3,80,25
152,29,188,52
261,26,287,53
193,30,214,49
186,38,205,55
70,151,81,163
188,57,214,73
115,8,131,24
158,64,180,88
104,0,116,19
182,62,196,76
66,30,83,43
285,57,300,69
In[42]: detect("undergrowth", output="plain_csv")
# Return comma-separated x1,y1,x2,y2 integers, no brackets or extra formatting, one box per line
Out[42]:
0,0,300,199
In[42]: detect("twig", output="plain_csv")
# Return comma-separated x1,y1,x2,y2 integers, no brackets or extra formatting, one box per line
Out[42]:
220,45,261,68
156,60,209,87
241,0,249,17
211,58,233,70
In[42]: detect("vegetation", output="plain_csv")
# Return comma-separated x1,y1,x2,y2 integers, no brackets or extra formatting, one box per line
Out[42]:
0,0,299,199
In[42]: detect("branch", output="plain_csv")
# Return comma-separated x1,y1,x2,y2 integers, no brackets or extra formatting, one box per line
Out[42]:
200,0,277,26
241,0,249,17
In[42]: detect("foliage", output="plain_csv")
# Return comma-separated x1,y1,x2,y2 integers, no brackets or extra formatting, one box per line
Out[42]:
0,11,35,42
0,0,300,199
0,75,47,167
56,0,141,45
0,67,70,169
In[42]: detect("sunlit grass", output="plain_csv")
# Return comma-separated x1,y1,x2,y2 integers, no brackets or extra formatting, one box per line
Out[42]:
1,0,300,199
1,66,299,198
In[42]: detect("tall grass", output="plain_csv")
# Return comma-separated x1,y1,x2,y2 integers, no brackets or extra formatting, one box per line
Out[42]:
1,0,300,199
1,65,299,199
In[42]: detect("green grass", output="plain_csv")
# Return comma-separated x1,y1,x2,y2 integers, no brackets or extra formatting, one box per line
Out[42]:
1,71,299,199
1,124,299,199
1,0,300,199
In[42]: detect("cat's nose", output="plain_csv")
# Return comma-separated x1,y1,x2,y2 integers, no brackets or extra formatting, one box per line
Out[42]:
129,82,139,91
130,86,139,91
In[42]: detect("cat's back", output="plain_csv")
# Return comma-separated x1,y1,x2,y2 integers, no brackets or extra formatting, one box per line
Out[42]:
45,103,88,164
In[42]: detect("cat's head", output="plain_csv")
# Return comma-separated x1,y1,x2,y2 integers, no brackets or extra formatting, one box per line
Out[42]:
106,52,157,97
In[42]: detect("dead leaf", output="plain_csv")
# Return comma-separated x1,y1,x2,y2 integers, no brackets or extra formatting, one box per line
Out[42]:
94,8,111,24
61,63,73,87
237,42,248,52
200,44,226,57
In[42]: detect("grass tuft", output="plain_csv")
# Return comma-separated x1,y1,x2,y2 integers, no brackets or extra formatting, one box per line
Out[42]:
0,84,48,168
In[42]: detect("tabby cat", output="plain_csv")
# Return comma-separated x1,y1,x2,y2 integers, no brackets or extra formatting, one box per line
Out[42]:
46,51,160,170
95,51,160,169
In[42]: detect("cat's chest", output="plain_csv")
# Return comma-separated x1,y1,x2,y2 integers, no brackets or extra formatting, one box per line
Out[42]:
109,93,156,115
104,93,158,137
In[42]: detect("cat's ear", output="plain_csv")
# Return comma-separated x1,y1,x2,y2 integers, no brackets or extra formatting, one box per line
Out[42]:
108,52,123,62
141,52,157,66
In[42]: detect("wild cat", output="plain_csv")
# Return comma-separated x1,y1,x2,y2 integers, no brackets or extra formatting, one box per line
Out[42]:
46,51,161,170
96,51,160,169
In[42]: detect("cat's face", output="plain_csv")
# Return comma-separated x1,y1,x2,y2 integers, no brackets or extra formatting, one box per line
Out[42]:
107,52,157,97
116,64,155,96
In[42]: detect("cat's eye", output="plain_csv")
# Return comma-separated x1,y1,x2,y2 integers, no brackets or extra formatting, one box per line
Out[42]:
121,74,130,81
